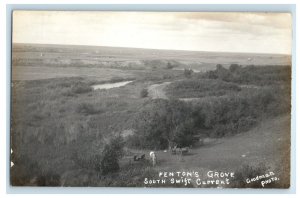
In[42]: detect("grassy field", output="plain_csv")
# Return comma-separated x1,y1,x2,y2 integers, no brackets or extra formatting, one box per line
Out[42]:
10,43,291,188
12,43,290,81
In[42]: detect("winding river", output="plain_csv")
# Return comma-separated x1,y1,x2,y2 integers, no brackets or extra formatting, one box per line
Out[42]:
92,81,133,90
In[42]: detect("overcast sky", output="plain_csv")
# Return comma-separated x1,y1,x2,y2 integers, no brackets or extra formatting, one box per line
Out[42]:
13,11,292,54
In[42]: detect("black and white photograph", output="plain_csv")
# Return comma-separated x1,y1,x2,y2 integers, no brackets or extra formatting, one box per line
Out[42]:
10,11,292,188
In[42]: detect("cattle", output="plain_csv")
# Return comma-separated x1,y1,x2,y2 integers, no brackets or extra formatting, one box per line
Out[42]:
133,154,145,161
171,146,189,155
181,147,189,154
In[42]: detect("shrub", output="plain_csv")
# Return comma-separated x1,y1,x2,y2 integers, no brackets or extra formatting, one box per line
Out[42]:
100,150,120,175
100,136,124,175
166,62,174,69
206,71,218,79
140,88,148,98
184,68,193,78
229,64,241,72
71,82,92,94
76,103,100,115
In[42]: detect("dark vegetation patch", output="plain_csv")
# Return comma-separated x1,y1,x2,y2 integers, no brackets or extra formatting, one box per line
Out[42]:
201,64,291,85
166,79,241,98
140,88,148,98
127,99,196,150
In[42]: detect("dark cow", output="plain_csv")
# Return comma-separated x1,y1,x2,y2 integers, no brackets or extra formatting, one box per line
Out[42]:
133,154,145,161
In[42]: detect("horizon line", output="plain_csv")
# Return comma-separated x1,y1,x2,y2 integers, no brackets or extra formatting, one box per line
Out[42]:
12,42,292,56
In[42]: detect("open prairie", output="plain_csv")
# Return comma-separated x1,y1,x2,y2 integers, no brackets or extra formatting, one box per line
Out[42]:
12,43,290,81
11,43,291,188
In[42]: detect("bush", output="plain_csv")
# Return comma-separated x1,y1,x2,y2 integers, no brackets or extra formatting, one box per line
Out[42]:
166,62,174,69
140,88,148,98
76,103,100,115
184,68,193,78
229,64,241,72
100,147,120,175
100,136,124,175
71,82,92,94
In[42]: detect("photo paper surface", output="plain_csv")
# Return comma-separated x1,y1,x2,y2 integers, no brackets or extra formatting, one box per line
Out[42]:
10,11,291,188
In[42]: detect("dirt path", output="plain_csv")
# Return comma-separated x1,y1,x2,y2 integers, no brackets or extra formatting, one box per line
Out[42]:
147,82,171,99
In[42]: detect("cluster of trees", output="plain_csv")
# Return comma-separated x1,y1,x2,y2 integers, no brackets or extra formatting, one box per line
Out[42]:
127,99,197,149
204,64,291,85
195,87,289,137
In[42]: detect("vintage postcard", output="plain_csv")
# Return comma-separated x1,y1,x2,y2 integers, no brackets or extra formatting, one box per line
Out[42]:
10,11,291,188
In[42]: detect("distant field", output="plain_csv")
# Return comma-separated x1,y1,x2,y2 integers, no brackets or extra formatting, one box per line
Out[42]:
12,43,291,81
12,66,135,81
13,43,291,65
